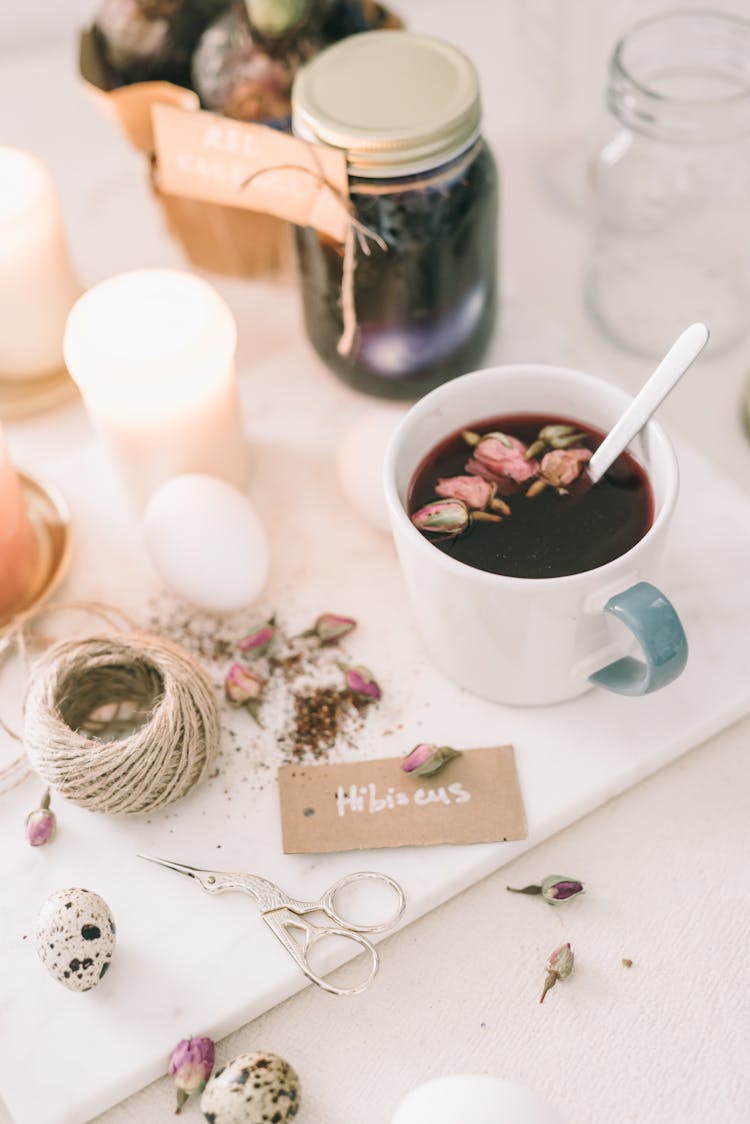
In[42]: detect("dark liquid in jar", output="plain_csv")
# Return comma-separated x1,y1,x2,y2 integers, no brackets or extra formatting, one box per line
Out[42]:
408,413,654,579
294,140,498,398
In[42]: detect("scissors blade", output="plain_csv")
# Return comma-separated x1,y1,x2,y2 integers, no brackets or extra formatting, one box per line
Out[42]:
138,853,224,891
138,854,282,905
138,853,205,877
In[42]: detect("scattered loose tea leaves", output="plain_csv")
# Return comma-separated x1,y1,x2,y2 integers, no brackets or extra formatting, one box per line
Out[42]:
146,599,383,776
289,686,346,758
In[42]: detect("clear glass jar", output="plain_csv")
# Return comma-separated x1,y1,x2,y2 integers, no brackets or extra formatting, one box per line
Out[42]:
585,10,750,358
291,31,498,398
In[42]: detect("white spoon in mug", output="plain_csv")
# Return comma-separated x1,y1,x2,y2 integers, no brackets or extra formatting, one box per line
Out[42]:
586,322,710,484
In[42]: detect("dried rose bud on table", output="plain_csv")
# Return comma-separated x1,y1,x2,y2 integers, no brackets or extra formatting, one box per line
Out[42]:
507,875,584,904
539,942,574,1004
168,1035,215,1114
26,790,56,847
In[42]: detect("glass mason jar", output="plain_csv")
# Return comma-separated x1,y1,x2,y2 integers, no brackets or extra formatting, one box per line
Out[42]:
291,31,498,398
585,10,750,358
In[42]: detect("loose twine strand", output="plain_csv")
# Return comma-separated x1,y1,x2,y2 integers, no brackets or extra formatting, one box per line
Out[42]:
0,603,220,813
0,601,138,793
238,158,388,358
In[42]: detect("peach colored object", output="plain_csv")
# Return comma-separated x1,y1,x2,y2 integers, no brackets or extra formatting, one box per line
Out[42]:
0,425,39,616
0,147,80,381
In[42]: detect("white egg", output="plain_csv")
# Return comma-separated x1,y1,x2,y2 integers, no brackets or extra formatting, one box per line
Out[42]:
392,1076,566,1124
144,474,269,613
35,888,116,992
337,406,407,532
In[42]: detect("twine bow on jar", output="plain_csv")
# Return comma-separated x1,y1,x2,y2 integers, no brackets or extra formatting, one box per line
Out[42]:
238,160,388,358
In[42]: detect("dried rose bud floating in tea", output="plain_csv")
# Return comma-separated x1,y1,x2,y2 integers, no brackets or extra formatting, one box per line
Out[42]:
408,414,653,579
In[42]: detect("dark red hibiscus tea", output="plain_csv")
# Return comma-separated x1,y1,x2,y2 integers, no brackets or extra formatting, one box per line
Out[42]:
408,413,654,579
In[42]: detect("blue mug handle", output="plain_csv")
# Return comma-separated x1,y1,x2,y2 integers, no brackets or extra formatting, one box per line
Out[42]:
588,581,688,696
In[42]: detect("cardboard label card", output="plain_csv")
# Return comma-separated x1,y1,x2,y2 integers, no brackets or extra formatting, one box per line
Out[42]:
278,746,527,854
151,104,349,242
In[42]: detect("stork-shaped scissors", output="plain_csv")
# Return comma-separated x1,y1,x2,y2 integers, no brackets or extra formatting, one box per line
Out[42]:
139,855,406,996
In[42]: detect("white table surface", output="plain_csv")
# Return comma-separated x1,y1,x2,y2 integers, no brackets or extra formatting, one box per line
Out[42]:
2,3,750,1123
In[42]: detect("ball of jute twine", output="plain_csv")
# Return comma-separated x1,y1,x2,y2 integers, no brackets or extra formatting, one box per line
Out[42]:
24,633,220,814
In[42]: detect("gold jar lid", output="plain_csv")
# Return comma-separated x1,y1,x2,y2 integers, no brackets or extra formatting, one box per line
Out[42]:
292,31,482,178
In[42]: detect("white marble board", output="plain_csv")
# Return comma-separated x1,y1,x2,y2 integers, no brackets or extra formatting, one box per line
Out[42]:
2,329,750,1124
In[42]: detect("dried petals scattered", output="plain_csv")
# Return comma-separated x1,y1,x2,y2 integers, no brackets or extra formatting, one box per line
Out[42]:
342,664,382,702
168,1035,215,1115
401,743,462,778
411,498,470,536
302,613,357,645
490,496,512,516
225,662,266,722
469,434,538,486
525,478,548,498
526,425,586,460
540,942,574,1004
540,424,581,442
238,619,276,656
539,448,592,488
541,876,584,903
435,475,495,510
541,425,586,450
25,790,56,847
507,876,584,904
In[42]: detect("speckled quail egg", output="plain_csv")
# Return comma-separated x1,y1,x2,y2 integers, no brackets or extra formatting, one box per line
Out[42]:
35,888,116,992
200,1051,300,1124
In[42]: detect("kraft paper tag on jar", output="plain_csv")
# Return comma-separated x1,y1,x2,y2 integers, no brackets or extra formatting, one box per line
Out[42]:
277,746,528,854
151,104,350,242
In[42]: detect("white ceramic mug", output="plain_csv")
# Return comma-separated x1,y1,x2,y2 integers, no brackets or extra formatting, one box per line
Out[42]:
383,365,688,706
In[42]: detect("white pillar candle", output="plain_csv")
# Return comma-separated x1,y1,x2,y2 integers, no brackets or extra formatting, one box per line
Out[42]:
0,147,81,380
63,269,249,506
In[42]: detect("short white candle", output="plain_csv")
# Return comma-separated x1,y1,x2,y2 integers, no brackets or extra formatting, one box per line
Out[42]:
0,147,80,380
63,269,249,506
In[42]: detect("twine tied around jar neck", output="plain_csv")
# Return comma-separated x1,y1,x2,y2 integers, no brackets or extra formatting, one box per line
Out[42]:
238,161,388,358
